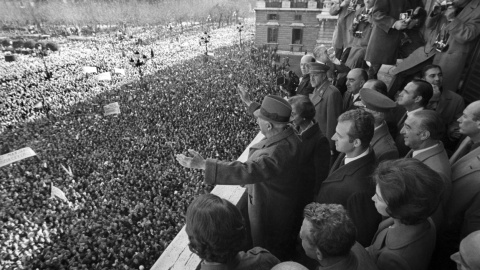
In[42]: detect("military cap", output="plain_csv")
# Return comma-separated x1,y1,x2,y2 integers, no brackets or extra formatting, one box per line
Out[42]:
308,62,330,74
253,95,292,124
359,88,396,113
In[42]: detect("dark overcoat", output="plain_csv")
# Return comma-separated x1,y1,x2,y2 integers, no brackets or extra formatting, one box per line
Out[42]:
309,81,343,151
368,218,437,270
365,0,409,65
204,103,301,260
297,122,330,206
316,150,381,247
428,0,480,91
446,137,480,239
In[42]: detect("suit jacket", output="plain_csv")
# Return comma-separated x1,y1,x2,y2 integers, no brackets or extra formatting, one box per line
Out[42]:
309,81,343,151
296,74,315,96
405,142,452,230
330,0,357,49
368,218,436,270
365,0,409,64
316,150,381,247
205,103,302,260
427,0,480,91
436,89,465,131
446,137,480,239
371,122,399,163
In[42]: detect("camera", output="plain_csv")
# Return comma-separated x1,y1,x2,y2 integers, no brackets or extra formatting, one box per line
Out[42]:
434,32,450,52
435,40,449,52
400,9,413,21
347,0,358,11
351,13,369,38
439,2,453,11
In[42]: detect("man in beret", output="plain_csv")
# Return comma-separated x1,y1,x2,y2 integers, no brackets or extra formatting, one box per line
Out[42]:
308,62,343,162
176,86,301,260
359,88,399,162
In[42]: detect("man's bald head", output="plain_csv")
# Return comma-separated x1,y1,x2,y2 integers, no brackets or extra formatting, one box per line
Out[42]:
458,101,480,142
300,55,316,75
451,230,480,269
301,55,316,64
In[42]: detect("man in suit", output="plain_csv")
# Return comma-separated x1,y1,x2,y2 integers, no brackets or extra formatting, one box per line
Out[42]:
394,79,433,157
401,110,452,229
435,101,480,270
343,68,368,112
299,203,379,270
176,90,301,260
426,0,480,91
308,62,343,163
359,88,398,162
296,55,316,96
316,109,381,247
345,0,376,69
422,64,465,152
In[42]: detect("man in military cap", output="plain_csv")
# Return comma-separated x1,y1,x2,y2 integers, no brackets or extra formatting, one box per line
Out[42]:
359,88,399,162
176,86,301,260
308,62,343,159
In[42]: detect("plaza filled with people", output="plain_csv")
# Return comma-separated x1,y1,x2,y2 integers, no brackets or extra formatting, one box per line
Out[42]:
2,0,480,269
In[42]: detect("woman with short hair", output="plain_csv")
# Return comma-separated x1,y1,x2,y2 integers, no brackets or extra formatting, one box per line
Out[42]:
369,159,444,270
186,194,280,270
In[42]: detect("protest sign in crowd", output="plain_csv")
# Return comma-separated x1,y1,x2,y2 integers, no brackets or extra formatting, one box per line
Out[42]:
0,22,283,270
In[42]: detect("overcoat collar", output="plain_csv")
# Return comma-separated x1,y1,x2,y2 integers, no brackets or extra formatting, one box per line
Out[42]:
250,126,296,150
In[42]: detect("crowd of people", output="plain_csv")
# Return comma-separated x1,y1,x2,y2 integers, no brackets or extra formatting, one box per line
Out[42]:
0,22,286,270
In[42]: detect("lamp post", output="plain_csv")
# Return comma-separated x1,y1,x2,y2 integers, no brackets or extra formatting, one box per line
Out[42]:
236,22,244,47
129,50,150,90
33,44,52,81
199,31,211,56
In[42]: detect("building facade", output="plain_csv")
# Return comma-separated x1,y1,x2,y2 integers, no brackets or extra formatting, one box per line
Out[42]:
254,0,336,52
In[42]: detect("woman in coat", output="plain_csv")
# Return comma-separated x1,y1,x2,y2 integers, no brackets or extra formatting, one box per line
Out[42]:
368,159,444,270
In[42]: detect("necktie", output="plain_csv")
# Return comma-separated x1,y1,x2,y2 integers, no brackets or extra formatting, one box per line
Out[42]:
397,112,407,131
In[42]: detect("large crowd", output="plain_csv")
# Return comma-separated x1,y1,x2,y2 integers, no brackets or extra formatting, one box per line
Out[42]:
0,22,283,270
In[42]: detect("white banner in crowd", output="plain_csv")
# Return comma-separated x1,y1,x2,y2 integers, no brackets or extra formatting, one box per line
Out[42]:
51,184,69,202
0,147,37,168
104,102,121,116
97,72,112,81
82,66,97,74
114,68,125,76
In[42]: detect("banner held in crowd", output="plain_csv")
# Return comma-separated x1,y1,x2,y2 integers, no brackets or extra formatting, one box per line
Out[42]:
97,72,112,81
114,68,125,76
82,66,97,74
104,102,121,116
51,184,69,202
0,147,37,168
